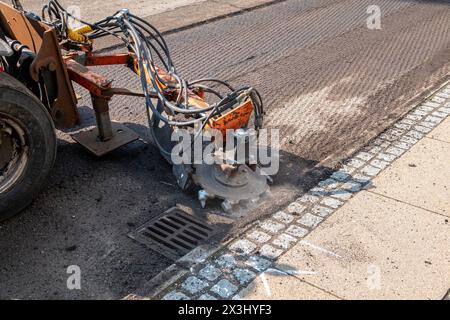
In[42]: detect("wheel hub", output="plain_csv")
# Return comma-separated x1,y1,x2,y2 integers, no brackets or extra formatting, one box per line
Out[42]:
0,116,29,193
0,126,14,171
212,165,250,188
193,163,269,209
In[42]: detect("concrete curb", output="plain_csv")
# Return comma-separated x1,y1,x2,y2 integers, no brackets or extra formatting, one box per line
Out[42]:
94,0,287,52
130,79,450,300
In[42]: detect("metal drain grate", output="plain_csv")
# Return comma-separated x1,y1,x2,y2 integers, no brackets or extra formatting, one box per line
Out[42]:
129,207,215,260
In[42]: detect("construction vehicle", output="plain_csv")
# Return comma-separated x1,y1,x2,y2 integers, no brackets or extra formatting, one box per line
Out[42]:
0,0,269,221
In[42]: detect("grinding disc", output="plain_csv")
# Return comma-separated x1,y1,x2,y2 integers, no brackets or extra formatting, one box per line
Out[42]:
193,164,269,202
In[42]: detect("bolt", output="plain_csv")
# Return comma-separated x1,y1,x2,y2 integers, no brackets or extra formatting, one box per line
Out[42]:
221,200,233,212
198,190,209,208
249,198,259,208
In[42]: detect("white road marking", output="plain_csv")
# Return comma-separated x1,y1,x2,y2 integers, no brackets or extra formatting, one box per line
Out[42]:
290,270,317,276
260,273,272,297
300,240,342,258
271,266,316,276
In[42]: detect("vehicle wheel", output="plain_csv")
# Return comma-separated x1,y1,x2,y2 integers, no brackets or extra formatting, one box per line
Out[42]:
0,72,56,221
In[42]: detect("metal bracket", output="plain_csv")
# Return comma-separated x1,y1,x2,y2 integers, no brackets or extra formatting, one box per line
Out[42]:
71,94,139,157
11,0,23,11
72,122,139,157
65,58,141,156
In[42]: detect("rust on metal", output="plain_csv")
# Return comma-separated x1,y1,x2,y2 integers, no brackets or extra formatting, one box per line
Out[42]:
30,30,79,127
0,2,79,127
85,53,133,66
65,59,113,97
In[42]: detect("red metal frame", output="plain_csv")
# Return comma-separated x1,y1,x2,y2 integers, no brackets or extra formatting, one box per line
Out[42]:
85,53,132,67
64,51,203,107
64,51,253,138
66,58,113,98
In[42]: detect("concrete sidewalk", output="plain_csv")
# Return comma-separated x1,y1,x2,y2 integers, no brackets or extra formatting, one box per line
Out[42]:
151,81,450,301
20,0,280,34
20,0,207,22
240,116,450,300
19,0,282,50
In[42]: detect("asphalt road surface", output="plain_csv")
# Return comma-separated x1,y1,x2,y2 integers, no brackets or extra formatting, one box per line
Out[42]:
2,0,450,299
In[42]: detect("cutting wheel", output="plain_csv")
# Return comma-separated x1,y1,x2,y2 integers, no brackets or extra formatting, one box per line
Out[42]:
193,164,269,203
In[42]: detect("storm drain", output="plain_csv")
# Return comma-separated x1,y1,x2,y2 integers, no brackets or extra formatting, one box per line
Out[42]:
129,207,215,260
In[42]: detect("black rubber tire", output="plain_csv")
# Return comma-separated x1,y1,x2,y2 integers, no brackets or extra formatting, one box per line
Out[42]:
0,72,56,221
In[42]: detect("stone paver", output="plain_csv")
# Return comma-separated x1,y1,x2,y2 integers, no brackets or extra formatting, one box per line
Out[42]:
247,230,272,244
311,205,333,217
230,239,257,255
162,291,190,300
276,191,450,300
273,211,295,223
259,245,283,260
298,213,323,228
211,279,238,298
233,269,256,285
245,256,272,272
259,220,286,234
199,293,217,300
182,277,209,294
272,234,297,250
199,265,222,282
286,203,307,215
285,225,308,238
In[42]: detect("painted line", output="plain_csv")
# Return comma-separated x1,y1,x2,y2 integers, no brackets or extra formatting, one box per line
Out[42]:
299,240,342,259
260,273,272,297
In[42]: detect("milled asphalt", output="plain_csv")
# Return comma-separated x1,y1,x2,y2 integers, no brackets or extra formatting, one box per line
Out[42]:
1,0,450,299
